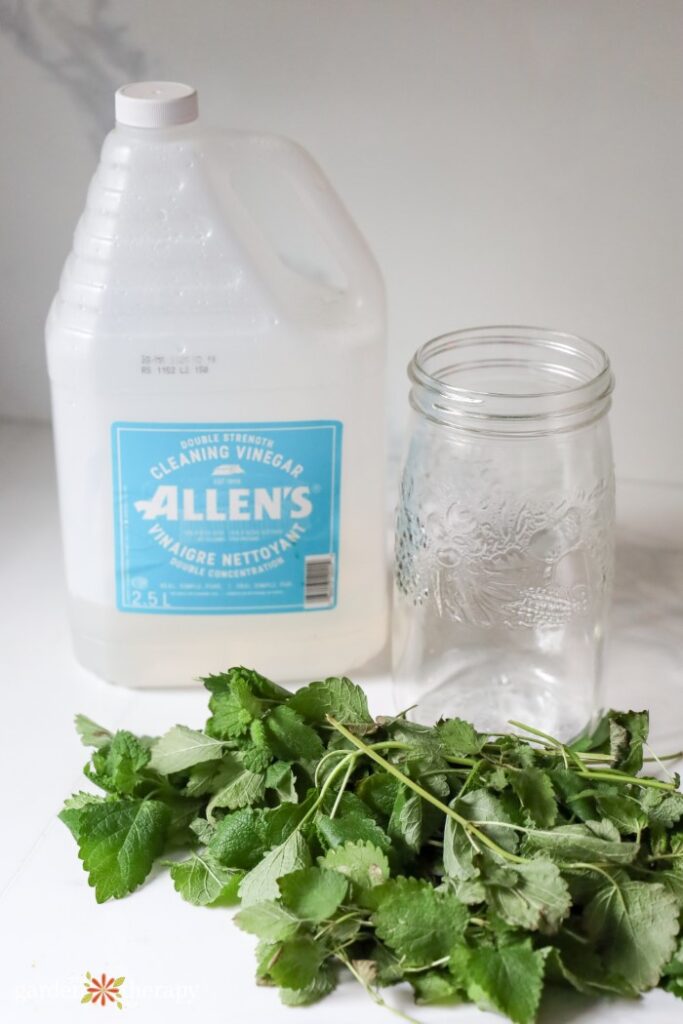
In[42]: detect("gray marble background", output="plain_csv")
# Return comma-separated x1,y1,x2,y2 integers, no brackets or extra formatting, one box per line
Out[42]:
1,0,683,486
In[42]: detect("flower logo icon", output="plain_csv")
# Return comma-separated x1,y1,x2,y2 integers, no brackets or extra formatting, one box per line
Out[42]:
82,972,124,1008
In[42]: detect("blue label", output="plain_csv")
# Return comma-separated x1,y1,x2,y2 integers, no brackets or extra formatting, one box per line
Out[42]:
112,421,342,614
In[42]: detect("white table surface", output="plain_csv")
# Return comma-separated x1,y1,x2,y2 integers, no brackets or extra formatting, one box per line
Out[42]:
1,420,682,1023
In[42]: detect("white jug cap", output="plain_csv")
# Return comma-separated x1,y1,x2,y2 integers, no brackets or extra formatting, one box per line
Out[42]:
115,82,198,128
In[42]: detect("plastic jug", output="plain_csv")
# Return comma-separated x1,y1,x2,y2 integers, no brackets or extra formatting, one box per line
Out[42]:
46,82,387,687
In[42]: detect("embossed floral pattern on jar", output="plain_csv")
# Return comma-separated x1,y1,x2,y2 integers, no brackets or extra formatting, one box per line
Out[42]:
393,327,615,741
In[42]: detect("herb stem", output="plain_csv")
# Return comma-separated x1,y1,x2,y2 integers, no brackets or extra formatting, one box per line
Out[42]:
644,749,683,763
338,952,423,1024
315,910,364,941
329,756,356,819
402,955,450,974
577,767,675,791
565,861,618,889
326,716,526,865
302,751,358,828
508,720,563,748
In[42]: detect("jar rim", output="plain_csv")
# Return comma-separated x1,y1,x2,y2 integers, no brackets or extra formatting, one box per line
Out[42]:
408,326,614,432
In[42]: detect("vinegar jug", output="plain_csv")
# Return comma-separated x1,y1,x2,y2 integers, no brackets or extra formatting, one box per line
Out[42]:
46,82,387,687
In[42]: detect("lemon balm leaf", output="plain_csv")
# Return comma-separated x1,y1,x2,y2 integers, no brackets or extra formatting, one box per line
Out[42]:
234,900,300,941
278,866,347,922
238,830,310,907
373,877,468,965
464,942,548,1024
168,851,243,906
74,714,112,749
584,879,679,990
77,799,170,902
262,706,323,762
288,677,373,730
149,725,224,774
266,937,326,990
318,840,390,892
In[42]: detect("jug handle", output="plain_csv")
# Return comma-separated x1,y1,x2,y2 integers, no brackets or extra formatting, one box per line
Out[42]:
256,135,384,318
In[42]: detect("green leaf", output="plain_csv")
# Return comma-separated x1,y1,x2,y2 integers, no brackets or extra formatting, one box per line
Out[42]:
641,789,683,828
373,877,468,966
209,807,266,869
75,714,112,749
239,830,311,907
205,760,265,820
523,822,639,864
288,677,374,730
77,799,170,902
59,792,105,840
209,800,310,870
463,941,548,1024
388,789,438,856
86,730,151,796
438,717,486,756
548,768,598,822
267,936,325,990
202,666,290,703
448,943,471,990
486,857,571,933
278,866,347,922
608,709,649,773
586,817,620,841
323,789,381,821
316,811,390,852
661,937,683,1000
448,876,486,905
584,879,679,989
205,691,253,739
234,900,300,941
595,793,648,835
547,930,639,997
189,817,216,845
202,671,266,737
262,705,323,762
411,971,462,1006
96,730,151,795
203,669,278,740
655,869,683,910
356,772,399,817
510,768,558,828
169,851,243,906
240,739,272,774
453,789,519,854
443,811,478,881
265,761,298,803
279,964,336,1006
157,793,202,849
319,840,390,893
182,758,240,798
568,712,612,754
662,974,683,999
262,799,314,847
388,724,452,789
255,939,280,980
149,725,224,774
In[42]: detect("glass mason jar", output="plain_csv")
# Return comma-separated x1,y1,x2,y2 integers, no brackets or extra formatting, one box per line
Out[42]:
393,327,615,741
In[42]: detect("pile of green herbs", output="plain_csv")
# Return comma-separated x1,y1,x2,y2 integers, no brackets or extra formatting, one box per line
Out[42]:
61,668,683,1023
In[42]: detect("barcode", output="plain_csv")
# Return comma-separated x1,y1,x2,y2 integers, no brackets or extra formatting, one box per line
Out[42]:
304,555,335,607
